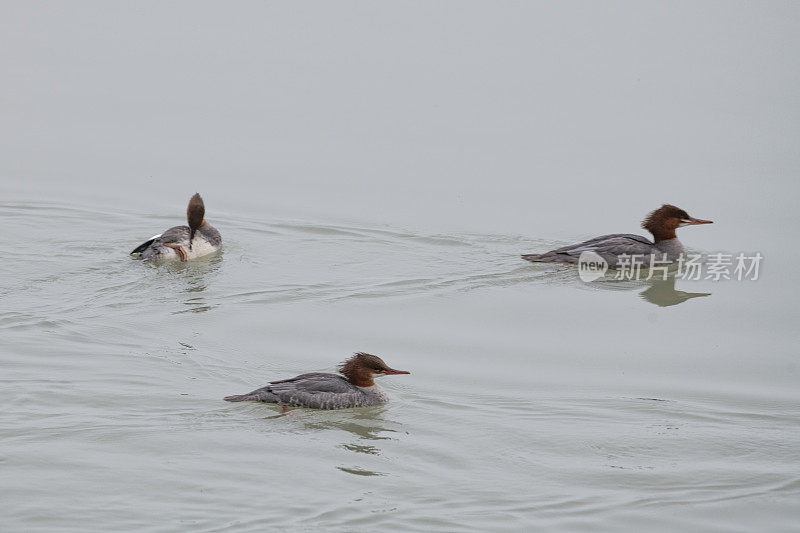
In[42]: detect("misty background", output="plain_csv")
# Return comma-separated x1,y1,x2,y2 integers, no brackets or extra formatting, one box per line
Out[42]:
2,1,797,246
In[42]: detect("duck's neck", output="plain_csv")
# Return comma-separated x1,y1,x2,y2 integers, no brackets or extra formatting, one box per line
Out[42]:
650,227,677,243
654,237,685,259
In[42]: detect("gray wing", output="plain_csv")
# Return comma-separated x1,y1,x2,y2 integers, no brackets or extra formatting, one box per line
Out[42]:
131,225,190,255
523,234,654,264
268,373,355,393
225,373,358,409
154,225,190,245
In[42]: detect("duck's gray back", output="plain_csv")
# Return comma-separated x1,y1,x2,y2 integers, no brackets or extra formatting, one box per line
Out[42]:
225,372,387,409
198,224,222,247
141,225,189,260
523,233,662,268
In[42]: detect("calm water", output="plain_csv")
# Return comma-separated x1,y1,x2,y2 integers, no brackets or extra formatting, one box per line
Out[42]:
2,2,800,532
2,197,798,532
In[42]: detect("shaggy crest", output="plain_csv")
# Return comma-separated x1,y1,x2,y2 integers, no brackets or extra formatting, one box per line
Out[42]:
339,352,391,387
641,204,690,241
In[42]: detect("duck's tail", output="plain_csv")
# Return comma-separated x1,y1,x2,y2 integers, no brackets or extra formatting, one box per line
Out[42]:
130,239,155,255
224,394,252,402
131,233,162,255
521,253,546,262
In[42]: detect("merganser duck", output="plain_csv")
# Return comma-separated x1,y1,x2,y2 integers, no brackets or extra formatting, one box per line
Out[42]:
522,204,712,268
224,352,410,410
130,193,221,262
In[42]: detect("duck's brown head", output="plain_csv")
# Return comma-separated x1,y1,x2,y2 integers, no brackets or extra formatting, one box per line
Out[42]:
186,193,206,245
338,352,410,387
642,204,713,242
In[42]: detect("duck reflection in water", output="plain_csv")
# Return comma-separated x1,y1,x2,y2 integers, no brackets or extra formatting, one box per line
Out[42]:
262,406,401,476
594,274,710,307
638,275,711,307
160,252,223,314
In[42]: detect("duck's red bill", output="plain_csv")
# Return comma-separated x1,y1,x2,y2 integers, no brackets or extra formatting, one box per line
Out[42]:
687,217,713,225
384,369,411,375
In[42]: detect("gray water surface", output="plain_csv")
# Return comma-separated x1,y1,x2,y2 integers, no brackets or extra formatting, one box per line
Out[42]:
2,199,798,532
2,2,800,532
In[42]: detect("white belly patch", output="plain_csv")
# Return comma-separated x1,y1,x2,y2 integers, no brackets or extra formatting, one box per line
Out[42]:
185,237,219,259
